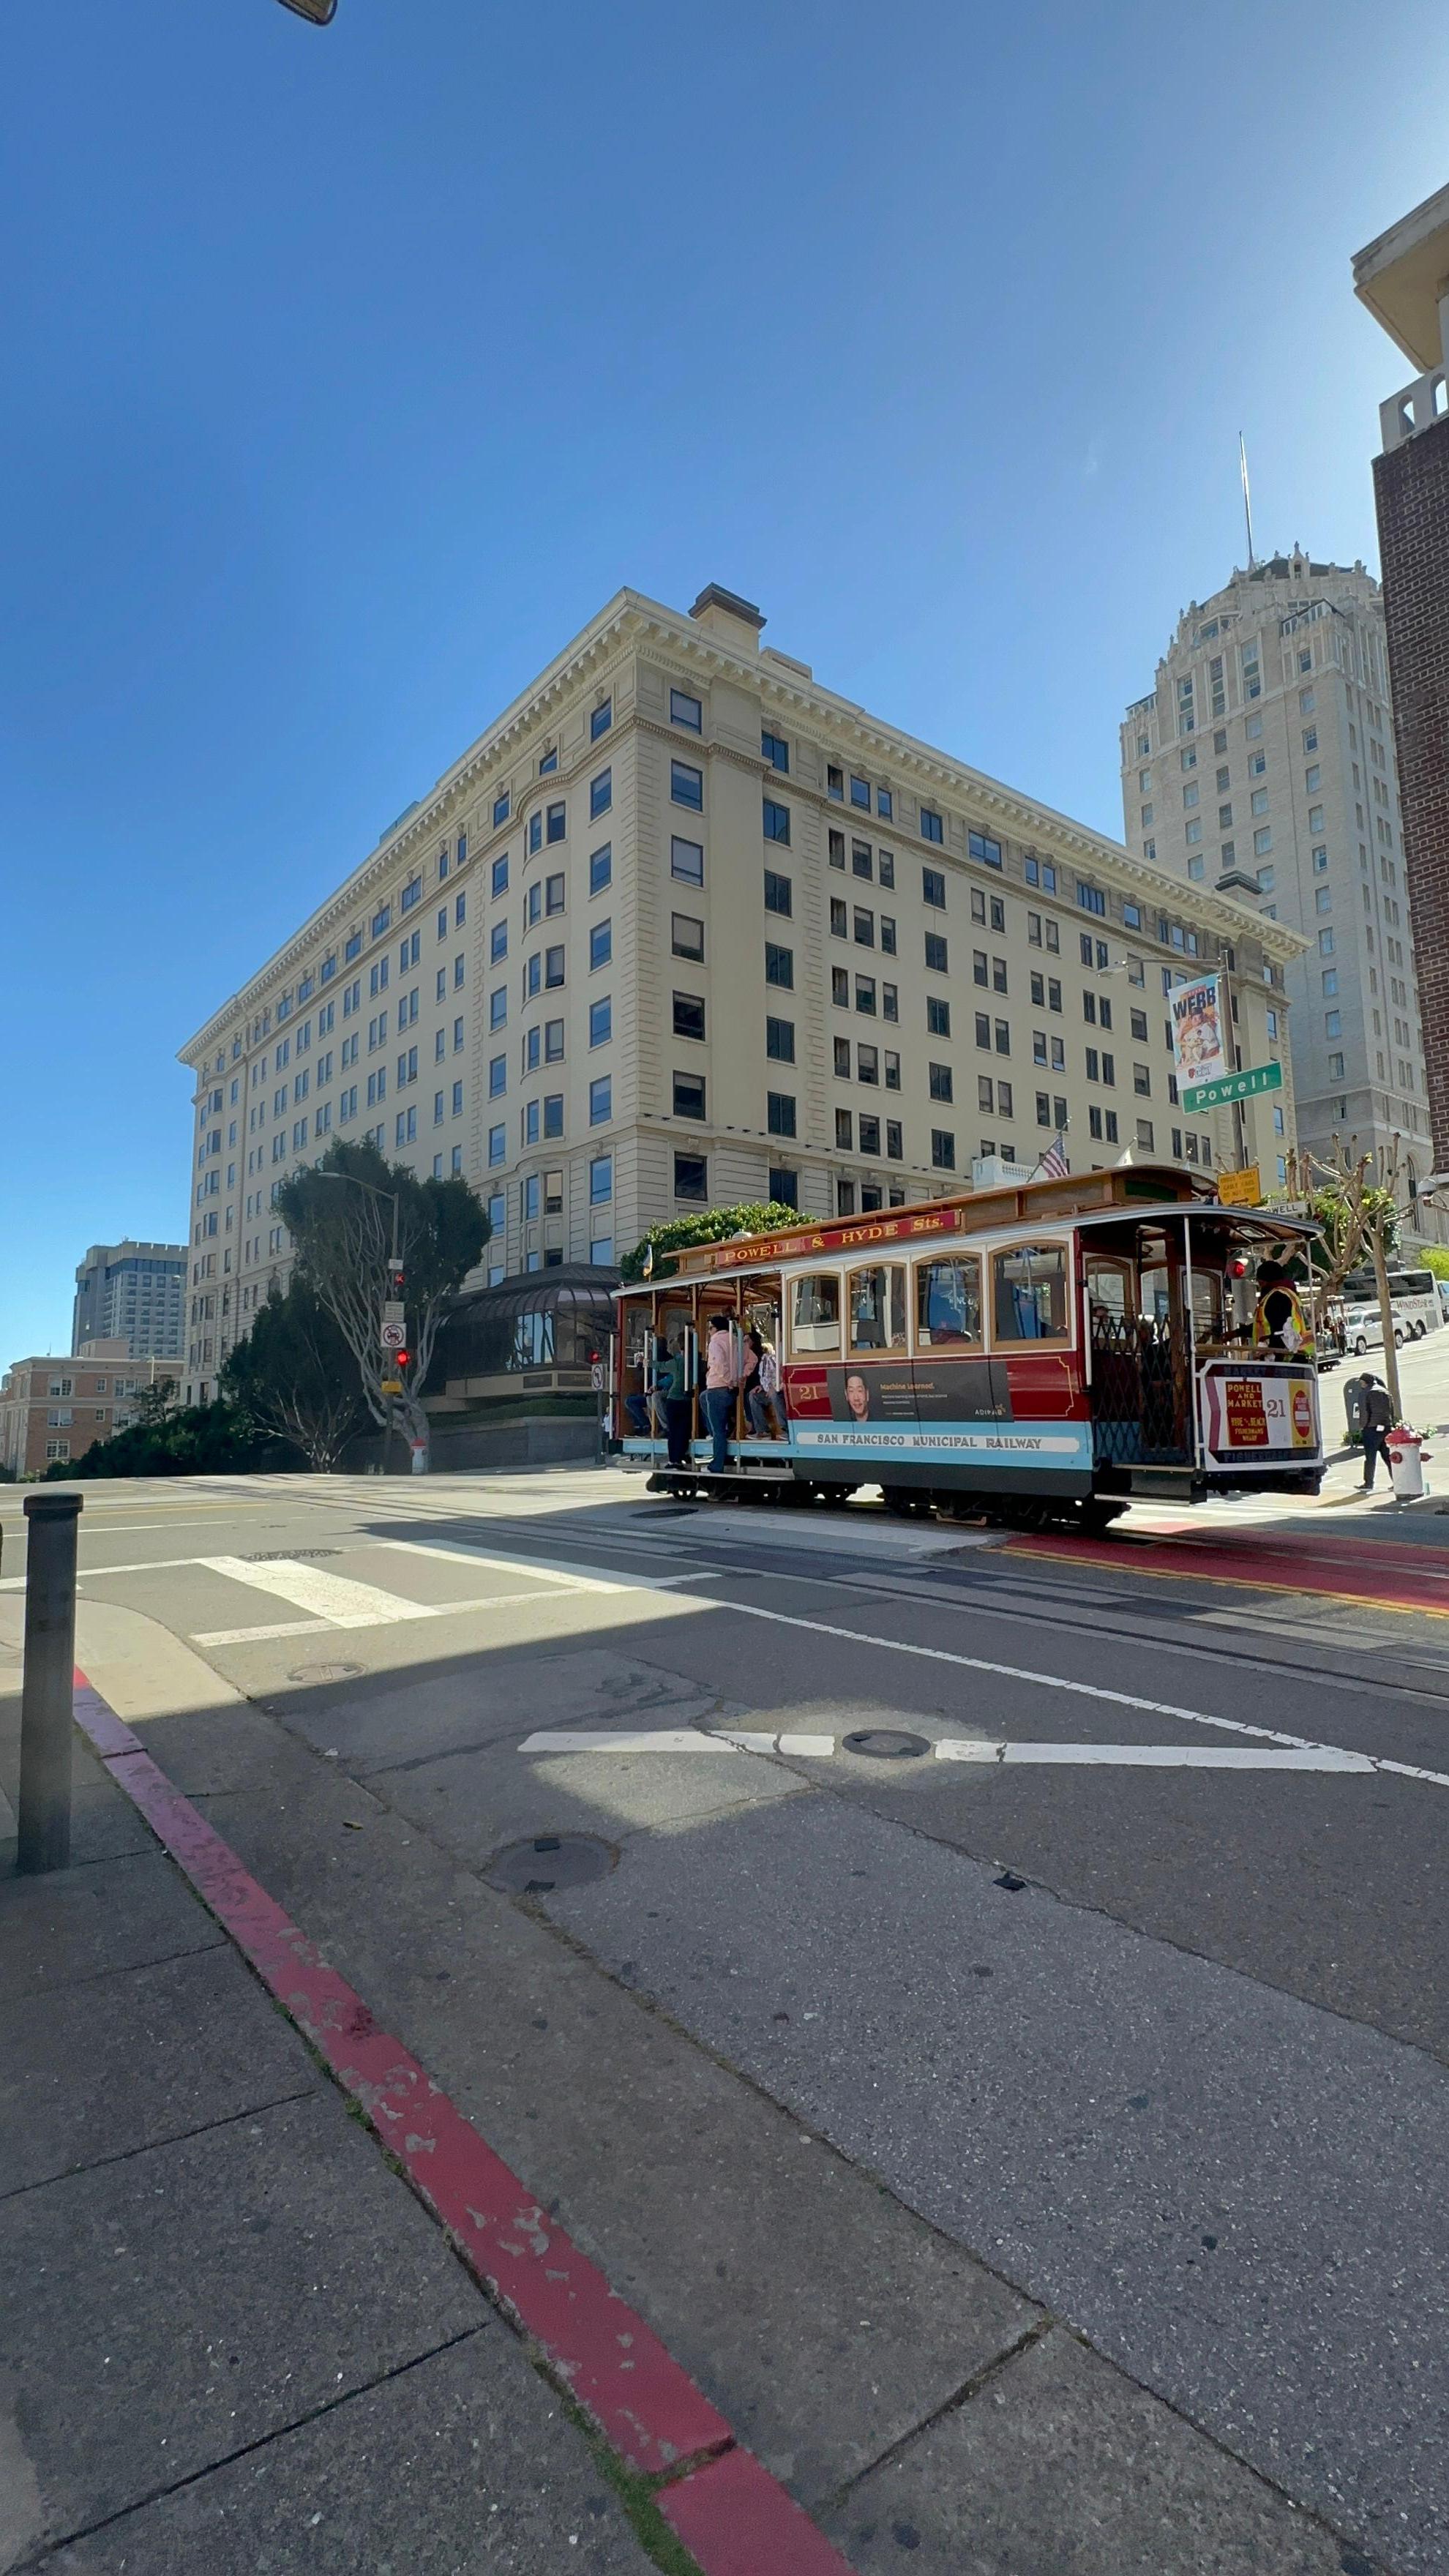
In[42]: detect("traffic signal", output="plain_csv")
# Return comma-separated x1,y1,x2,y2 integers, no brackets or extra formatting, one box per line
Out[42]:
394,1349,410,1372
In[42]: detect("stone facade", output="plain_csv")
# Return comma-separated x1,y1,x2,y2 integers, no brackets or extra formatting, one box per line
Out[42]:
1120,554,1440,1231
179,583,1308,1402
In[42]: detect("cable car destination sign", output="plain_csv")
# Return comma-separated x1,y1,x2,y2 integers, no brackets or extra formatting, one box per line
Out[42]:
1169,971,1283,1114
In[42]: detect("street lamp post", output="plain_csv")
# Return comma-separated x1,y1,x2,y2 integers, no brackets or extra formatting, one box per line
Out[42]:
315,1171,402,1475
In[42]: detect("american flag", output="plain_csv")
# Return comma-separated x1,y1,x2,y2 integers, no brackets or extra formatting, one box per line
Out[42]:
1036,1133,1069,1180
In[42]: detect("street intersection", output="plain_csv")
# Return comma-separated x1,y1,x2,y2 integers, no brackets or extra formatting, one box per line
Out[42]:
4,1457,1449,2572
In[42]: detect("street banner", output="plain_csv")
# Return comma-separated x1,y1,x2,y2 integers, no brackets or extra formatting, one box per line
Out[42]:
1169,974,1229,1089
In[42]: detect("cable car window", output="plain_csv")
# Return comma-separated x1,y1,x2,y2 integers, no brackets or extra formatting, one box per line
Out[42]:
792,1273,842,1355
915,1257,983,1348
847,1265,906,1352
992,1242,1070,1344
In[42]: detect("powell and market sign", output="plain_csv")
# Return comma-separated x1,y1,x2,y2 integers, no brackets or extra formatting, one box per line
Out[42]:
1181,1060,1284,1114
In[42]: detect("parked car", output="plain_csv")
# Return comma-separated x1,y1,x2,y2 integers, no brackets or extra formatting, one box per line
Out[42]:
1342,1300,1404,1358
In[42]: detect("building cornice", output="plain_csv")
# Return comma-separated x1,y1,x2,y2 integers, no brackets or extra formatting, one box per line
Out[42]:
181,585,1305,1063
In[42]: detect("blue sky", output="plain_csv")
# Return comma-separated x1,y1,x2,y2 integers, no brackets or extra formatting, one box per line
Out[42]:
3,0,1445,1360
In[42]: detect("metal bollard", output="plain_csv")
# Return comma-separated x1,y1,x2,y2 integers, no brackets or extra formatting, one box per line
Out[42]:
17,1491,83,1874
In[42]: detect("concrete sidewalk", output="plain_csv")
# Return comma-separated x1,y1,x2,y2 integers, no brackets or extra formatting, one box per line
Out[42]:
0,1707,659,2572
0,1600,1389,2575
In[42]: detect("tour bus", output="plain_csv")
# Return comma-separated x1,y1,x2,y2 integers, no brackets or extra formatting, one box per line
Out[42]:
612,1164,1325,1528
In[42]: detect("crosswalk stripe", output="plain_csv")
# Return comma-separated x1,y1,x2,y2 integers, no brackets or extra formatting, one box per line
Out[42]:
198,1554,440,1626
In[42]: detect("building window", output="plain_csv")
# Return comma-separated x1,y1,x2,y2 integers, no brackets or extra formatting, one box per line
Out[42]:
670,688,702,732
590,769,612,819
920,808,943,844
770,1167,799,1208
763,868,793,916
922,866,946,908
930,1129,956,1170
590,920,612,970
765,942,794,988
673,1151,707,1201
673,992,706,1041
673,1071,706,1120
766,1016,795,1063
590,698,613,742
763,798,791,845
927,995,951,1037
588,843,613,897
673,912,705,960
1076,880,1106,916
671,760,704,811
671,836,704,886
762,728,789,771
968,830,1002,869
767,1091,797,1137
589,997,612,1048
929,1062,954,1103
589,1075,612,1125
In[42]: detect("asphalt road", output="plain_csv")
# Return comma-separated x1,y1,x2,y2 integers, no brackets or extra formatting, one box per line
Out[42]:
4,1464,1448,2572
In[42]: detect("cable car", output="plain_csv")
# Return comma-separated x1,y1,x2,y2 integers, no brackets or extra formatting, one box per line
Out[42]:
612,1164,1324,1527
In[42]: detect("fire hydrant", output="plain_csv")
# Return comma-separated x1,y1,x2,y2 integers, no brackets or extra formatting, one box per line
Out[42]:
1386,1427,1429,1503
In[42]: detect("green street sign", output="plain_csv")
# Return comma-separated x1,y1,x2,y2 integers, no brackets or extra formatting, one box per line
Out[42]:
1181,1059,1283,1113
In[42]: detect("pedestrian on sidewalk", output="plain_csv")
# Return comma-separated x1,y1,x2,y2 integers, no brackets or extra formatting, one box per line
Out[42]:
703,1312,738,1474
1344,1373,1368,1450
1360,1373,1395,1491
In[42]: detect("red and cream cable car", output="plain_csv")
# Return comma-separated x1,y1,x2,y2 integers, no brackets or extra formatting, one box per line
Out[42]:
613,1164,1324,1527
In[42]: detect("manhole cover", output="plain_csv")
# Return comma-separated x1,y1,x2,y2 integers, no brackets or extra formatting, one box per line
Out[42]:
486,1834,618,1897
842,1728,931,1760
286,1660,364,1682
247,1549,340,1562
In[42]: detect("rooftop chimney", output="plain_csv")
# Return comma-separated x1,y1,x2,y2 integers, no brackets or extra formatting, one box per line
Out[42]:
689,584,765,651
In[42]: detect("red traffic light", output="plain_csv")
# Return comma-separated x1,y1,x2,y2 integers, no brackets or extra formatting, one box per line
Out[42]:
1228,1257,1251,1279
394,1349,410,1371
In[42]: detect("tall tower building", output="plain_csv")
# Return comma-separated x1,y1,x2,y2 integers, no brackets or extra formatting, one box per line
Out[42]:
1120,554,1442,1232
72,1240,187,1361
1353,182,1449,1183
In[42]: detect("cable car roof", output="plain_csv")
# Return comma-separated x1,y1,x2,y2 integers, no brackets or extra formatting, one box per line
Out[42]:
651,1165,1314,1281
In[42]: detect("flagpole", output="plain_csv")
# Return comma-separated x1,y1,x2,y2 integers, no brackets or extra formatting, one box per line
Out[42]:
1239,433,1256,572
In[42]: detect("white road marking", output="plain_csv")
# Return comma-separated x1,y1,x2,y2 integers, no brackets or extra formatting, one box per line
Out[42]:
520,1728,837,1756
198,1556,440,1627
935,1740,1376,1771
0,1554,209,1590
519,1728,1379,1772
374,1537,721,1593
190,1586,570,1645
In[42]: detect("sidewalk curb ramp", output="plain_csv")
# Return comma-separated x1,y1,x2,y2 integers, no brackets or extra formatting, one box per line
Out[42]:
71,1671,855,2576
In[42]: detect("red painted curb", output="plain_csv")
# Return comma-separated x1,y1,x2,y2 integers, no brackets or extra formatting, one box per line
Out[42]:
70,1673,857,2573
662,2444,857,2573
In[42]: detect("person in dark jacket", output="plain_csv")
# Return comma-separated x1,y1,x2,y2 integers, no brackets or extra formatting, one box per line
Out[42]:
1359,1373,1395,1491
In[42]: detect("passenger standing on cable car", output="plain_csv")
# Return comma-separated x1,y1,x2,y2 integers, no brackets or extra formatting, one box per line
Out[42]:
1253,1261,1309,1355
703,1313,738,1475
662,1338,692,1469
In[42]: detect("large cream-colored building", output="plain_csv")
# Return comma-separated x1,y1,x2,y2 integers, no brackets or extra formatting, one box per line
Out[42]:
179,583,1306,1399
1119,552,1442,1235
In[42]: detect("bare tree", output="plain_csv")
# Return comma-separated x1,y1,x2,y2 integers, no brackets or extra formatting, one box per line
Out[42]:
1310,1134,1405,1420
